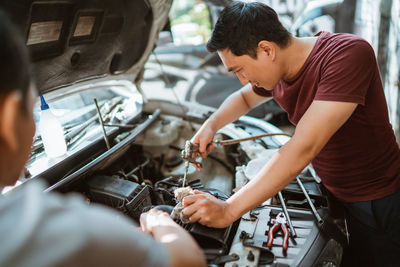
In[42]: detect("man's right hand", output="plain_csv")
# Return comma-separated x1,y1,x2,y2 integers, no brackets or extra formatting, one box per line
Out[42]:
190,120,216,170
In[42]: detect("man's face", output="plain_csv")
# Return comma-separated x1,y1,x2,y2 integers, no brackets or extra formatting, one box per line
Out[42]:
218,45,282,90
0,87,36,186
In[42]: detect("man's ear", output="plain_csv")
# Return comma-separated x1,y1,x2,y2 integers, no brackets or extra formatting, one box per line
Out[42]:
0,91,22,152
258,41,276,61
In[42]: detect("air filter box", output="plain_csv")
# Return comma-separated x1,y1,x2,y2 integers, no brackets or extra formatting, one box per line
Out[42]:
87,175,151,221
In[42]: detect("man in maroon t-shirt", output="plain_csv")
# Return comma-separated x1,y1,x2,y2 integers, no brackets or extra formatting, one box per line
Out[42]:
181,2,400,266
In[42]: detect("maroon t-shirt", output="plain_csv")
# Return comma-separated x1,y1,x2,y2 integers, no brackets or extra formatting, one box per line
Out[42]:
253,32,400,202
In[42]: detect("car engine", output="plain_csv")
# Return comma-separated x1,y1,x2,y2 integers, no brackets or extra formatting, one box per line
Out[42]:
31,100,346,267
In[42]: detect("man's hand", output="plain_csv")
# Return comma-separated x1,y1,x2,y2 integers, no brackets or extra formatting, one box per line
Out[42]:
182,190,236,228
140,208,207,267
191,121,215,156
140,209,176,234
189,84,270,171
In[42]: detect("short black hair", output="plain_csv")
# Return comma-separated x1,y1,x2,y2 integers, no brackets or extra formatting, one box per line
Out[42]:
0,10,33,111
207,1,291,58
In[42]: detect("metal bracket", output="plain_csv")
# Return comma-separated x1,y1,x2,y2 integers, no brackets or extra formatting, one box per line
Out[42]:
214,253,240,265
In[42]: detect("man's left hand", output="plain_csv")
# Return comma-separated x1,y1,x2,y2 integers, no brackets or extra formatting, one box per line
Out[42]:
182,190,236,228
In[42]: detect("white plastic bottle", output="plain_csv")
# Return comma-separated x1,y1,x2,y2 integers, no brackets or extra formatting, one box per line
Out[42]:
38,95,67,158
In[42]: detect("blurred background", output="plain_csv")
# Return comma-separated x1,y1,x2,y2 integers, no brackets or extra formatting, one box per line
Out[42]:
141,0,400,136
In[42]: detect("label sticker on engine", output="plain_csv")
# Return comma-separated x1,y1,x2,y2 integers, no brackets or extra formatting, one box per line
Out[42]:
73,16,95,37
27,21,63,45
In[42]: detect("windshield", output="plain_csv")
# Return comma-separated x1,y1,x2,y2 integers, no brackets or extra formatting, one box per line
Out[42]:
34,87,118,136
28,80,143,179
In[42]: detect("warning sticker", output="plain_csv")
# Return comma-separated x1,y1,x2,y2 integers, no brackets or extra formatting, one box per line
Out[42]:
27,21,63,45
73,16,95,37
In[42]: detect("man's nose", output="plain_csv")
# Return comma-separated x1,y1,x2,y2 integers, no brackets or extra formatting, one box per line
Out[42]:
236,72,249,85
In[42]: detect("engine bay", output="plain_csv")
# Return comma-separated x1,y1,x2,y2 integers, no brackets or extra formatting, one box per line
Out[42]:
33,102,346,267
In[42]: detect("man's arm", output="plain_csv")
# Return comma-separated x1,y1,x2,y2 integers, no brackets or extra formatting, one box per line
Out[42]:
183,100,357,227
192,83,272,156
22,186,203,267
140,209,206,267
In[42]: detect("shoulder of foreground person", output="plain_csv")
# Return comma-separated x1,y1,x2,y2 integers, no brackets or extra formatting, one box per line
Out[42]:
0,180,169,267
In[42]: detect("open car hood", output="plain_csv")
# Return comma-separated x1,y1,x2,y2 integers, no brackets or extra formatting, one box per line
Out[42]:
1,0,172,94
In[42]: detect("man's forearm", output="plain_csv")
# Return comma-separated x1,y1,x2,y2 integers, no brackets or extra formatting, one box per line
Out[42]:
225,100,358,220
183,101,357,228
205,91,251,132
226,136,315,220
206,84,270,132
152,224,206,267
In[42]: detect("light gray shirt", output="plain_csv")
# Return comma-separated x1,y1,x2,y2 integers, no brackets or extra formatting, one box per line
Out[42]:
0,180,169,267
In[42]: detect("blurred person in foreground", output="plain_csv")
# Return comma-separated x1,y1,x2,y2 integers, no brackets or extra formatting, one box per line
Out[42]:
0,10,205,267
182,2,400,266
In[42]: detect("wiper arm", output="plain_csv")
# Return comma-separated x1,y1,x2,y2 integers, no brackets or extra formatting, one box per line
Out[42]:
65,96,125,146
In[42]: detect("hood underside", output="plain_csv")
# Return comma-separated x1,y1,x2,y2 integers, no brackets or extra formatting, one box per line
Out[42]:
1,0,172,93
